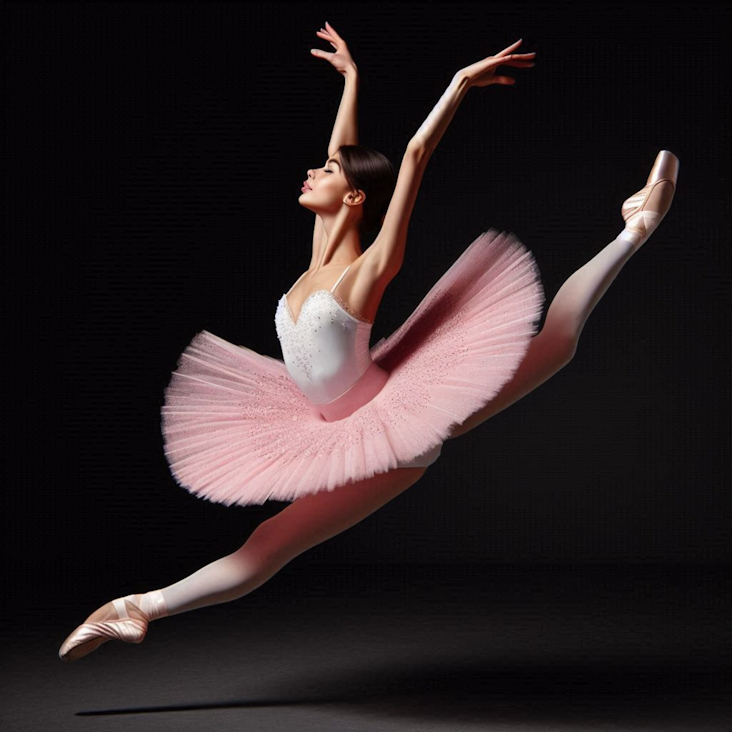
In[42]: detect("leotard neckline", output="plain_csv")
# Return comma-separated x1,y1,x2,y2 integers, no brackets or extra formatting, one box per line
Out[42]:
282,290,372,326
283,263,373,325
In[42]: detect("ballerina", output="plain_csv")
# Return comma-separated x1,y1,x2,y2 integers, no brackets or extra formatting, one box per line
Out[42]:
59,22,678,662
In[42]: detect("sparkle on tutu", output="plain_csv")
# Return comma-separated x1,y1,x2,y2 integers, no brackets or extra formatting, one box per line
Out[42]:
160,229,545,506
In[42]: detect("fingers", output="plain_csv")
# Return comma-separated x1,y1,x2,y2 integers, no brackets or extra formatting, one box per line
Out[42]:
310,48,333,60
495,39,537,64
316,31,338,50
312,21,345,60
317,21,346,51
495,38,523,57
499,52,536,63
493,52,536,72
316,21,343,43
324,21,342,40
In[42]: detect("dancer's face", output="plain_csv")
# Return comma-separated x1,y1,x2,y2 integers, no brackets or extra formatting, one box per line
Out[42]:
298,151,364,215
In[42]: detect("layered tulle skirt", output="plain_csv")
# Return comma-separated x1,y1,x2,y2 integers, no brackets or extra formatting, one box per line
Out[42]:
160,229,545,506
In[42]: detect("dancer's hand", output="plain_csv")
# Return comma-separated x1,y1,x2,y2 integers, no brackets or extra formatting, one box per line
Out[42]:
459,39,536,89
310,21,357,76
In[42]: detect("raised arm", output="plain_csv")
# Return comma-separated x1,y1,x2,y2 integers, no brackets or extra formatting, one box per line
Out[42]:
370,39,536,276
309,22,360,265
367,73,469,276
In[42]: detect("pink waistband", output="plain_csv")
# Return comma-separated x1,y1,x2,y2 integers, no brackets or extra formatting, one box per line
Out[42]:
316,361,390,422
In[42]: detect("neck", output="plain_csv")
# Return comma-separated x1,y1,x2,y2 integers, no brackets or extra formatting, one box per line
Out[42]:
311,210,362,270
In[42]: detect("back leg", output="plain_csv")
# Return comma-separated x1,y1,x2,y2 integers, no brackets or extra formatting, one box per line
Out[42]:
448,234,637,439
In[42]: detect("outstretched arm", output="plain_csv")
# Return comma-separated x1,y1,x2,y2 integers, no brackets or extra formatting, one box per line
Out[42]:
412,38,535,156
370,39,536,275
366,75,470,276
309,22,360,263
311,22,360,154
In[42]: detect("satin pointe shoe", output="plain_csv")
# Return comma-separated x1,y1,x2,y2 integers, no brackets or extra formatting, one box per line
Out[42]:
59,595,148,663
619,149,679,250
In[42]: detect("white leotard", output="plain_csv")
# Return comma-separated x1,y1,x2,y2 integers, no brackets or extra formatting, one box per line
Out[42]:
275,264,375,405
275,263,443,468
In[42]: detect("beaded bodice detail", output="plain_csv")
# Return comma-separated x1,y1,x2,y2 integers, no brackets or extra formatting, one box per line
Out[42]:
274,264,375,405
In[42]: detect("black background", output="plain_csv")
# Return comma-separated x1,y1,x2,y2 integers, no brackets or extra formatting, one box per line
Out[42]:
9,0,727,567
5,2,730,729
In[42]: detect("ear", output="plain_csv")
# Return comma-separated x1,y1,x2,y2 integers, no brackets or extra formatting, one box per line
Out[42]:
345,189,366,206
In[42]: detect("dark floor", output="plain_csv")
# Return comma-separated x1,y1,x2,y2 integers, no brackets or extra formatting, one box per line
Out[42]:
5,564,730,731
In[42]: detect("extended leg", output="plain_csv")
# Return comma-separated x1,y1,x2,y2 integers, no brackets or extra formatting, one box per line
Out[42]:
157,465,427,616
450,150,678,440
448,235,636,439
60,465,428,660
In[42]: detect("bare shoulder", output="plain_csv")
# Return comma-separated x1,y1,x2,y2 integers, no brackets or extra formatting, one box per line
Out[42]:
337,243,401,323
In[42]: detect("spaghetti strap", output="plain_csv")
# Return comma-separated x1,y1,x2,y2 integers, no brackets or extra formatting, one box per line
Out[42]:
161,228,546,505
330,264,352,294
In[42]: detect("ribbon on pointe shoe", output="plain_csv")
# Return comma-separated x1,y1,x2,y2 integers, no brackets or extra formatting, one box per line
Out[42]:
619,150,679,250
58,596,147,662
618,181,665,248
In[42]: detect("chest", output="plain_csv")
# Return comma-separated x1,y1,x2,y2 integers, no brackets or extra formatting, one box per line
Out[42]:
275,291,364,348
274,291,373,391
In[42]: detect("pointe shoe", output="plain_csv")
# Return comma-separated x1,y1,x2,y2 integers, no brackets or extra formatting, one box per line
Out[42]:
59,595,148,663
619,149,679,250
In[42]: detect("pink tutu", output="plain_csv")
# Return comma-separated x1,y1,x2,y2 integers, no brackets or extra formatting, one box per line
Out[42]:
160,229,545,506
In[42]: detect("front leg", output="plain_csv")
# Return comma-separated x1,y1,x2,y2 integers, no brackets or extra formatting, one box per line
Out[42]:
144,465,428,619
255,465,428,564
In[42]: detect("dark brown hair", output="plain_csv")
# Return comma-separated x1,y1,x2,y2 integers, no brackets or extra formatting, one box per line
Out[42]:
337,144,396,237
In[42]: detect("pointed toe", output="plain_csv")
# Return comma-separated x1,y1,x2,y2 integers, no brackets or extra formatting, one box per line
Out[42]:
58,596,148,662
648,150,679,187
619,151,679,250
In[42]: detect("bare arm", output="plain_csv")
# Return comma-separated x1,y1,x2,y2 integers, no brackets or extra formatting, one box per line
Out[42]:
326,67,359,155
412,72,470,161
367,73,468,276
370,39,536,276
310,22,359,265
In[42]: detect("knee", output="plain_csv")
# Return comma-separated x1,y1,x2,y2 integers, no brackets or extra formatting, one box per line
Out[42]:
543,328,577,368
560,335,577,366
237,520,289,569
